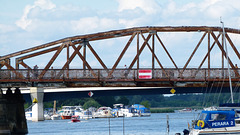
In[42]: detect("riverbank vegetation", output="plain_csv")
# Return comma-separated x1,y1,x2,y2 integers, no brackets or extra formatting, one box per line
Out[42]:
25,92,237,112
150,108,175,113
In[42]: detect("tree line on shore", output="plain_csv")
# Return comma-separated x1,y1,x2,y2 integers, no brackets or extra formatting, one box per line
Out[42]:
25,92,237,110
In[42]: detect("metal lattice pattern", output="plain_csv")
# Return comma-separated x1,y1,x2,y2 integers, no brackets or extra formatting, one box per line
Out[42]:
0,26,240,87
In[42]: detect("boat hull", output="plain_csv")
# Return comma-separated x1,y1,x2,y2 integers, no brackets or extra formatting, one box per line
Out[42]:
71,119,80,122
61,115,72,119
51,115,61,120
80,115,93,119
190,128,240,135
140,113,151,117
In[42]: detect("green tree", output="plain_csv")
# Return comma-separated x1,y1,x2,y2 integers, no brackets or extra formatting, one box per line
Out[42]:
140,100,150,108
82,99,101,109
44,102,53,109
129,95,142,104
94,96,115,107
116,96,129,105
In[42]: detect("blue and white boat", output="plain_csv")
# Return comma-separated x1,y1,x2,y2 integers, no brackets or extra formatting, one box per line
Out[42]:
25,111,32,121
112,104,124,117
132,104,151,117
112,104,139,117
189,109,240,135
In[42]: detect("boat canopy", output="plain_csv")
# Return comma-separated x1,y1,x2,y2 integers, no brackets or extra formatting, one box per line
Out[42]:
194,110,237,129
132,104,145,109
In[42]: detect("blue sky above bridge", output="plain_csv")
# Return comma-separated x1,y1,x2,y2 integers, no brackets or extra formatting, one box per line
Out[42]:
1,0,240,69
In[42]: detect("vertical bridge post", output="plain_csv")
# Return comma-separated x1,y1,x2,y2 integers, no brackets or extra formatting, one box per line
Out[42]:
30,87,44,121
0,88,10,134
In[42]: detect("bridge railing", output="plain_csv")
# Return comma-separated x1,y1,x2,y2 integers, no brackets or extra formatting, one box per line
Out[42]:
0,68,239,81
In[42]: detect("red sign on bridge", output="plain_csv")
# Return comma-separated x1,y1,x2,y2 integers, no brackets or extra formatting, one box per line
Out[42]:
138,70,152,79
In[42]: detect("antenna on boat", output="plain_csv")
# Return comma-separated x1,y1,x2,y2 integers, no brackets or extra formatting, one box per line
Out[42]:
220,17,234,103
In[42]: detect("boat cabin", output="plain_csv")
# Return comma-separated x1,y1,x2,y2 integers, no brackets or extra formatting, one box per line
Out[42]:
195,110,237,129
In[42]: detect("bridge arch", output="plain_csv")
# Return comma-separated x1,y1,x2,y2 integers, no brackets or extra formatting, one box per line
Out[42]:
0,26,240,87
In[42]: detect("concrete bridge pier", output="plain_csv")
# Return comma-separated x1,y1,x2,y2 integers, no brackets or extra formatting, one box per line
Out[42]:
0,88,10,134
30,87,44,121
0,87,28,134
5,87,28,134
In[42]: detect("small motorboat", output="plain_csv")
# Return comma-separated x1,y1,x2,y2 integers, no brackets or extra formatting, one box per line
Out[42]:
25,111,32,121
71,115,80,122
60,106,76,119
179,108,192,113
51,114,61,120
93,107,113,118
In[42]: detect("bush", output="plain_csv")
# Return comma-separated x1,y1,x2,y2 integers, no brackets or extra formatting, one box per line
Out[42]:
82,99,101,109
140,100,150,108
150,108,175,113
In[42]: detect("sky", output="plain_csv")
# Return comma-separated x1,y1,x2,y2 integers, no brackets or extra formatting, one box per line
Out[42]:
1,0,240,68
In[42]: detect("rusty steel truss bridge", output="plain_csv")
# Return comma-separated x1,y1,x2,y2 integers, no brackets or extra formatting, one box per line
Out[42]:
1,26,240,89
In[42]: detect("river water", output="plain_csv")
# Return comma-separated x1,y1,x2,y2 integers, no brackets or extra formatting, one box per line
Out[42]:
27,112,199,135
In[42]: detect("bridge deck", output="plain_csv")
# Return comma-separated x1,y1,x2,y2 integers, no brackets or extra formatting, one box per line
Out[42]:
0,68,239,87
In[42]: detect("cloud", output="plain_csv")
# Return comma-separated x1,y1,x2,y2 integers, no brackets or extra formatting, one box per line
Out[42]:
117,0,161,15
15,5,33,30
203,3,234,20
119,17,146,28
2,0,240,68
15,0,56,30
71,17,119,34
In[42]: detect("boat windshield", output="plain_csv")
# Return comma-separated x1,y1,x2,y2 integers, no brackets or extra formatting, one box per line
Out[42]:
199,113,207,120
210,114,226,121
133,105,145,108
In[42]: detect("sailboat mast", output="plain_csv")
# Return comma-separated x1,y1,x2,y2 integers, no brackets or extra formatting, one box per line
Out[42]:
221,20,234,103
53,100,57,115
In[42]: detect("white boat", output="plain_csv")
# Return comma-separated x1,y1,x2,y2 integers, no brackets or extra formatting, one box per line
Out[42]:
74,106,84,116
112,104,124,117
25,103,34,121
93,107,113,118
121,108,139,117
79,110,93,119
74,107,93,119
112,104,139,117
59,106,77,119
203,106,218,111
127,107,139,117
51,114,61,120
179,108,193,113
44,113,51,120
25,111,32,121
50,100,61,120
